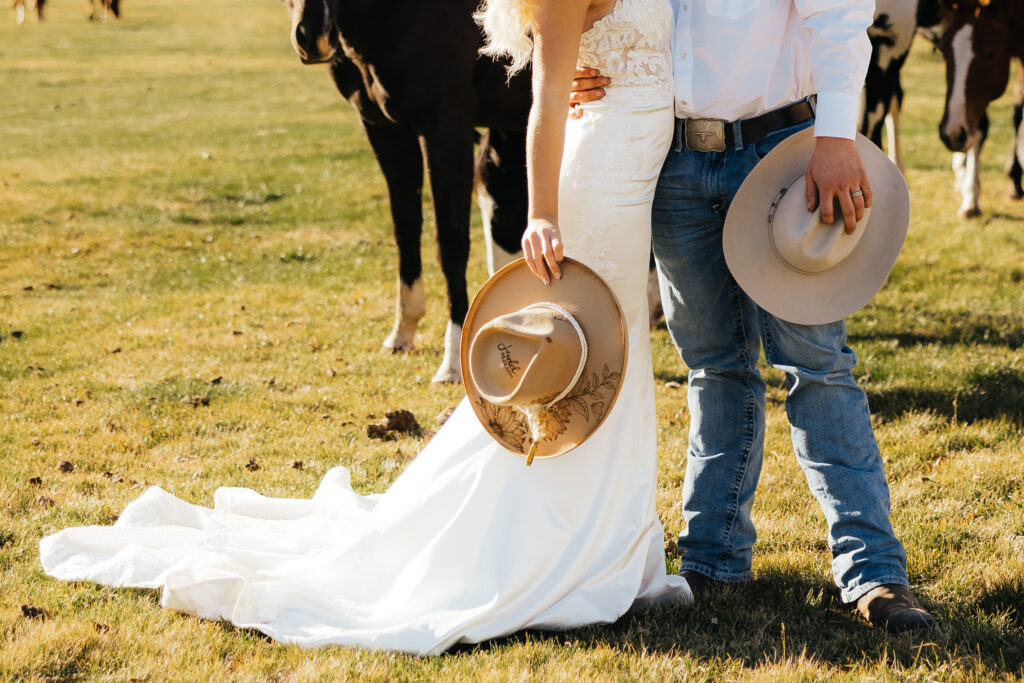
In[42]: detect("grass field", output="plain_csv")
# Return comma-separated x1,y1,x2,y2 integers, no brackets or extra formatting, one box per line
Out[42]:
2,0,1023,679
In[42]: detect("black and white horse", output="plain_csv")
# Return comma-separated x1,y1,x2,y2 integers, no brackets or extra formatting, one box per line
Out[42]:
938,0,1024,218
860,0,942,171
282,0,531,383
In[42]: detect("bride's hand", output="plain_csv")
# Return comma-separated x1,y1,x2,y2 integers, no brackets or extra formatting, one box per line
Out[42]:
522,216,564,285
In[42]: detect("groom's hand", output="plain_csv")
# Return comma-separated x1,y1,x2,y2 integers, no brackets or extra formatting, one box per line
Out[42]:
568,67,609,119
805,137,873,234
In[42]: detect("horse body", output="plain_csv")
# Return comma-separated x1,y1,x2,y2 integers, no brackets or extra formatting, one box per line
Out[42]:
284,0,531,383
861,0,941,171
938,0,1024,217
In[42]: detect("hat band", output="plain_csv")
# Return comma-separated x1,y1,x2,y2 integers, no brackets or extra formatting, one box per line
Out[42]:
520,302,588,407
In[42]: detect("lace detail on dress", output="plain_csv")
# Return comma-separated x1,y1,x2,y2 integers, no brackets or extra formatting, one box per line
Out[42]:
558,0,675,287
578,0,673,93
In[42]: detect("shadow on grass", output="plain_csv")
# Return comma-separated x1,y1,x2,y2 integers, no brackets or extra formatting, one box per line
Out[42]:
976,575,1024,630
849,310,1024,348
866,367,1024,426
457,569,1024,675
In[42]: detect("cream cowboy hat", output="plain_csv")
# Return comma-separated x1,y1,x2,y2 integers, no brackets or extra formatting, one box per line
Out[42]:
462,257,627,465
722,127,910,325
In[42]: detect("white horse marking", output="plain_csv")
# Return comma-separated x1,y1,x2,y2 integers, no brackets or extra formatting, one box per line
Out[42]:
383,277,425,353
476,186,520,276
431,321,463,384
886,94,904,174
944,24,974,142
952,139,983,218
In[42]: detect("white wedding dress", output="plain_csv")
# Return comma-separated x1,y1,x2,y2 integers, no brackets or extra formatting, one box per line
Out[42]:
39,0,689,655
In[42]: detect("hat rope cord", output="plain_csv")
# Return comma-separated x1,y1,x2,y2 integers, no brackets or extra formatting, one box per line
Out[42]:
517,302,588,465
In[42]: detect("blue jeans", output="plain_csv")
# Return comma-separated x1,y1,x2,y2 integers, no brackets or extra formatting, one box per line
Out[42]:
651,118,908,603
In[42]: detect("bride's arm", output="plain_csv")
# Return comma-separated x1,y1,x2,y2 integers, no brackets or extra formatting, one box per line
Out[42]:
521,0,590,285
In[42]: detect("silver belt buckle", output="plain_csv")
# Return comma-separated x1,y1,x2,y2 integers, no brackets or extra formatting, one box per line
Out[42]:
684,118,727,153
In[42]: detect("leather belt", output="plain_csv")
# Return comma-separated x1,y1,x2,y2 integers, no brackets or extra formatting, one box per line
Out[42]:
681,99,815,153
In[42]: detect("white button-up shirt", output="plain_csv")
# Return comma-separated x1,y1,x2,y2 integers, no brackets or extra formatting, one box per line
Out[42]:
672,0,874,139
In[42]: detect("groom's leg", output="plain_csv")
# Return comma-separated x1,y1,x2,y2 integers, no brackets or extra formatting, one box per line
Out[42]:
760,313,909,603
651,128,767,583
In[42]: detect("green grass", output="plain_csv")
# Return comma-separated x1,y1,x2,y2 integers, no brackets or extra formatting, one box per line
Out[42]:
2,2,1023,679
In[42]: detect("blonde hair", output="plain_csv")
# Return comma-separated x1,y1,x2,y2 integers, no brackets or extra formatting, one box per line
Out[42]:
475,0,536,75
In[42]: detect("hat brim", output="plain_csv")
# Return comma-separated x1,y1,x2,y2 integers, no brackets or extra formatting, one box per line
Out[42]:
723,128,910,325
462,258,628,460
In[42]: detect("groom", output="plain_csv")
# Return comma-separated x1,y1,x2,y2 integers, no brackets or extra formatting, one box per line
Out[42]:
572,0,935,632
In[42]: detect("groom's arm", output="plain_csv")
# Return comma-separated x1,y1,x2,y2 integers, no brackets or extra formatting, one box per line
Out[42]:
798,0,876,233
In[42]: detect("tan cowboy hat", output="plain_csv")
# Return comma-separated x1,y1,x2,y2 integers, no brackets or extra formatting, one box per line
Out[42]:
462,257,627,465
723,127,910,325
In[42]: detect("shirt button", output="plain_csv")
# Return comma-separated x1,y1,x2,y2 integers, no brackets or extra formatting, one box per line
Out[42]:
681,53,688,59
682,3,688,9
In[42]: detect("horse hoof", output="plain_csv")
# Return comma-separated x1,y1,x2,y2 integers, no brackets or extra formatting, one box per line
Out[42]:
958,206,982,219
382,337,414,354
431,365,462,385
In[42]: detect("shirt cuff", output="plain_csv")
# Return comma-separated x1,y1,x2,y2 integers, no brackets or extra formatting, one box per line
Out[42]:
813,92,860,140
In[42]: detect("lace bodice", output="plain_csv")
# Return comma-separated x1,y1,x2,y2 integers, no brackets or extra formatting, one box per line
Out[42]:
578,0,673,93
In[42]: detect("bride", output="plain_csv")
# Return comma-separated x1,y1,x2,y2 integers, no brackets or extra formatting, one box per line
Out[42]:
40,0,690,655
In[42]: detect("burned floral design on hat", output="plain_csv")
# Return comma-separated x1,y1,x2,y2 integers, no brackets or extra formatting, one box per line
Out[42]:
477,363,621,454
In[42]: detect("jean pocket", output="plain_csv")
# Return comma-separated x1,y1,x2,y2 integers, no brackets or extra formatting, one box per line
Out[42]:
705,0,759,20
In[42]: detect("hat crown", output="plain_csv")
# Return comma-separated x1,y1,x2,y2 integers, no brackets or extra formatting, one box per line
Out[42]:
769,176,870,275
469,303,587,407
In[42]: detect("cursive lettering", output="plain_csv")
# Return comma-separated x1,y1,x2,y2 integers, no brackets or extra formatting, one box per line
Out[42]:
497,343,520,378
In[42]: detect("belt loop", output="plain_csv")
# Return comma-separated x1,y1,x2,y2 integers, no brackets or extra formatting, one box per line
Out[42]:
806,94,817,118
732,120,743,151
673,118,684,153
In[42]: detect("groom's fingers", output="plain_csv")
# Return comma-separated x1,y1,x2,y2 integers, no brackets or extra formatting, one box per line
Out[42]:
805,171,820,212
569,81,608,106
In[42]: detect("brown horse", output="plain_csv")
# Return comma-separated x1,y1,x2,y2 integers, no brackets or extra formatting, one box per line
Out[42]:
938,0,1024,217
88,0,120,21
12,0,44,23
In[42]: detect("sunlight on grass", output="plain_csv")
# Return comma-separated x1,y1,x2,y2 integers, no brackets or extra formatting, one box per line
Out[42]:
1,0,1022,678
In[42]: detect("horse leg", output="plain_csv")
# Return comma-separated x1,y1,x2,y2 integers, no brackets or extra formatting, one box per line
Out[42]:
421,120,475,385
14,0,25,24
647,253,662,329
474,128,525,276
956,114,987,219
1006,65,1024,200
109,0,119,18
886,90,905,175
363,122,426,357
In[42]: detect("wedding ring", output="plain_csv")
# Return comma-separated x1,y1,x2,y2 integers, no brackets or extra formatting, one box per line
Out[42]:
850,189,864,198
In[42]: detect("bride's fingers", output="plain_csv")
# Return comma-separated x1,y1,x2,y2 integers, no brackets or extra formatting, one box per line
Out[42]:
542,239,561,281
523,236,551,285
522,241,540,280
550,237,564,279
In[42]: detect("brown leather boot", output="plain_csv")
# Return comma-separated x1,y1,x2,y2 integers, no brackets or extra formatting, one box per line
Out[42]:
856,584,936,633
679,570,724,599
